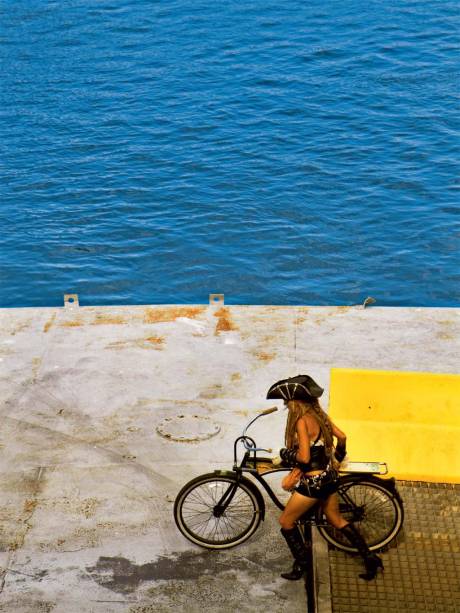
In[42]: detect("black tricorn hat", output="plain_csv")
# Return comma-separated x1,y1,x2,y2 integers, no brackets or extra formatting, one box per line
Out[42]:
266,374,324,401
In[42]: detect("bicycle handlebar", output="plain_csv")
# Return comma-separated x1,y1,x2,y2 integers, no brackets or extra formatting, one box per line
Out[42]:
260,406,278,416
243,440,273,453
238,406,278,456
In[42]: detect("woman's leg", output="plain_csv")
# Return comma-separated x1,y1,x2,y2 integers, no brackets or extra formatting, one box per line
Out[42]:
278,492,317,580
280,491,317,529
339,524,384,580
321,494,383,580
321,493,348,529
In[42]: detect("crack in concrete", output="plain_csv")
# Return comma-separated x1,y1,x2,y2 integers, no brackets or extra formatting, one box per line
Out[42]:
0,467,45,595
0,567,48,580
91,600,137,604
8,467,45,552
3,415,174,489
0,553,13,595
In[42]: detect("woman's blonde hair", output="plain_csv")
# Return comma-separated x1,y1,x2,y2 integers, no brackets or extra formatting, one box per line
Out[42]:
285,398,334,458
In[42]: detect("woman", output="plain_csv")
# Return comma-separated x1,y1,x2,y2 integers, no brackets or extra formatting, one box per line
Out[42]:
267,375,383,582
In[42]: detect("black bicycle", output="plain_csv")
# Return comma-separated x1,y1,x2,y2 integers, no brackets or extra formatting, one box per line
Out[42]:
174,407,404,553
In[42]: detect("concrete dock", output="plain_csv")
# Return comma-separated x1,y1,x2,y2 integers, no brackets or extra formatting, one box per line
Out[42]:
0,299,459,612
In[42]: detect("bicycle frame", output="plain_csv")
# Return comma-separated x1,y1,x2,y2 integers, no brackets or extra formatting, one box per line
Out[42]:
211,432,298,514
213,416,400,521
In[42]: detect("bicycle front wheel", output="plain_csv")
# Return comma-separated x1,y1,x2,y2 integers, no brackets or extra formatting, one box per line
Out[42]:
316,476,404,552
174,473,262,549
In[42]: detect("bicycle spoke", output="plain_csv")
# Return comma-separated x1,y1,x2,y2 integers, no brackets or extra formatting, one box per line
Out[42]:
189,518,215,536
361,497,393,514
220,513,233,537
188,489,213,507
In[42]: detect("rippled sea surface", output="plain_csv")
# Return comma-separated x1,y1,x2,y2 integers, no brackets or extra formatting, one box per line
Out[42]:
1,0,459,308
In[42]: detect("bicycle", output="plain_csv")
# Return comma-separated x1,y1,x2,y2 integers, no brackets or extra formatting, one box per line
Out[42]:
174,407,404,554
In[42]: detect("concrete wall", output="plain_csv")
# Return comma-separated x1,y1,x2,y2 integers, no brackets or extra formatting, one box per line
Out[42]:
329,368,460,483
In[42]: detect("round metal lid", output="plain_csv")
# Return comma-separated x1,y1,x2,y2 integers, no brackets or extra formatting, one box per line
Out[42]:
156,414,221,442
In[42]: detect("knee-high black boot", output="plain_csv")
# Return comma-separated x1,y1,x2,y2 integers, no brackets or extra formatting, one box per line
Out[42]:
340,523,384,580
280,527,309,580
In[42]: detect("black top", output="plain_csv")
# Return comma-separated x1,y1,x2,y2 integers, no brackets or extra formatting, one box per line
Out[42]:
298,431,330,472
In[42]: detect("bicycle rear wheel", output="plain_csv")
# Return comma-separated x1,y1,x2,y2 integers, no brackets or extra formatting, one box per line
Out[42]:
174,473,263,549
315,476,404,552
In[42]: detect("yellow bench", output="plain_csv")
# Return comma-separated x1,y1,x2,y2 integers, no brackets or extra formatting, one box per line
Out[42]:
329,368,460,483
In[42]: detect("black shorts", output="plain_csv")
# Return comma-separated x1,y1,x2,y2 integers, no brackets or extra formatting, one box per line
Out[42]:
295,468,338,500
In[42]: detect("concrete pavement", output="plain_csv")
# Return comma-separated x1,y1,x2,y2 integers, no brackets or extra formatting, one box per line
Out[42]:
0,300,458,612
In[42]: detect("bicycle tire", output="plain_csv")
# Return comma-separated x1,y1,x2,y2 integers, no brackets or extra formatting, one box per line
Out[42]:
315,476,404,553
174,473,263,549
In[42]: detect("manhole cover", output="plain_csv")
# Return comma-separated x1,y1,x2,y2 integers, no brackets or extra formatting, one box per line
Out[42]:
156,414,221,442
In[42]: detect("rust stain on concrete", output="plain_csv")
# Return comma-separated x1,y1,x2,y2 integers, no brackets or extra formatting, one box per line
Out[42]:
105,341,129,350
60,320,83,327
43,313,57,333
31,357,42,381
295,309,309,324
40,497,101,519
106,336,165,351
199,384,224,399
231,373,241,382
145,336,165,347
307,306,353,326
10,321,32,335
235,409,249,417
437,320,456,341
92,314,127,326
255,351,275,362
60,312,130,327
213,307,238,335
6,468,44,552
143,306,205,324
23,499,38,514
313,315,327,325
296,307,310,325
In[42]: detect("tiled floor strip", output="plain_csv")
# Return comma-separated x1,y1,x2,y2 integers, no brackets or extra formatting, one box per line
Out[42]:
329,481,460,613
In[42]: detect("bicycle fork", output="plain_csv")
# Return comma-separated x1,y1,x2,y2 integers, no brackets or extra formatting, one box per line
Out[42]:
213,478,241,517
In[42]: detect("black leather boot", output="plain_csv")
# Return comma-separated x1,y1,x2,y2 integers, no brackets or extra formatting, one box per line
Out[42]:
340,523,384,580
280,527,309,580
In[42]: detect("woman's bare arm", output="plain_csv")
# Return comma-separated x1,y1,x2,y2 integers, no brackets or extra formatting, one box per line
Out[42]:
331,420,347,461
331,421,346,445
295,417,311,464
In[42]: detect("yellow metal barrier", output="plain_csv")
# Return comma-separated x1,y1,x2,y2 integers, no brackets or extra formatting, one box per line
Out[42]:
329,368,460,483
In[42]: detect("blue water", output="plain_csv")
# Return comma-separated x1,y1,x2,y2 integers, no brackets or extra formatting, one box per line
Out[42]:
1,0,459,308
